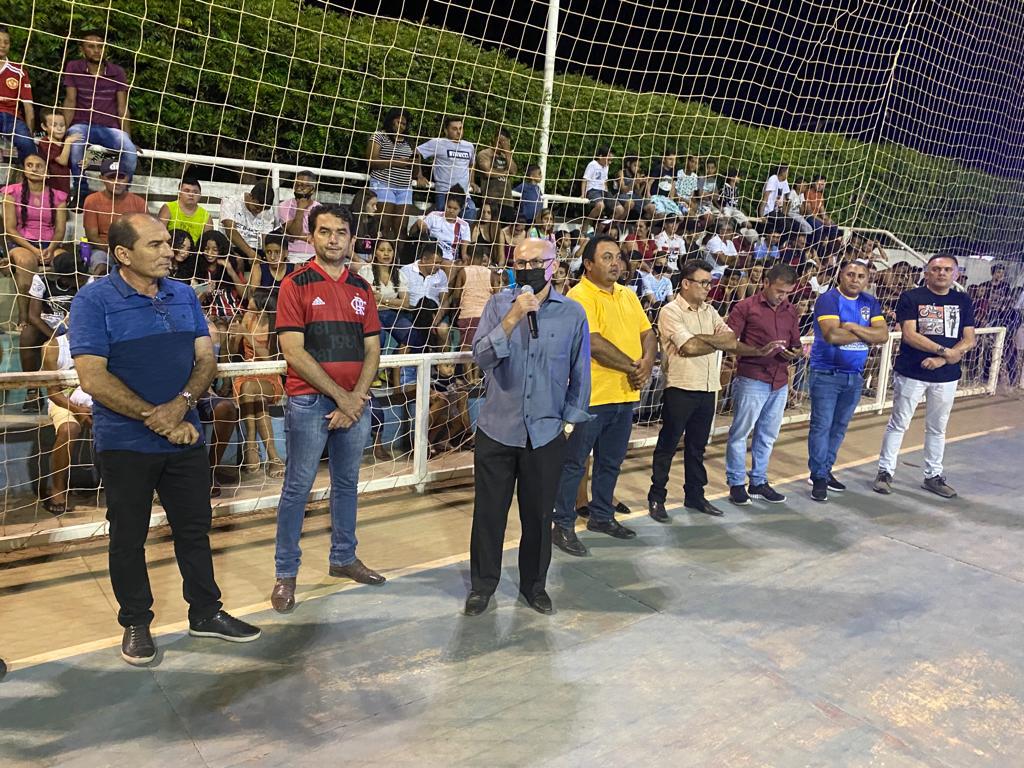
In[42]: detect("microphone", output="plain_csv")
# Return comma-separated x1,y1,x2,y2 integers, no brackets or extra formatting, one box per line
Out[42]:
520,284,539,339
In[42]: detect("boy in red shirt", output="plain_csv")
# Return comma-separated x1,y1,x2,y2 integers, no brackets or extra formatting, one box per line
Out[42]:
35,110,78,195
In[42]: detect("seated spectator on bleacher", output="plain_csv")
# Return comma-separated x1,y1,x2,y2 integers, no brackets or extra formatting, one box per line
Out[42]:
648,178,686,219
416,187,471,263
553,261,572,295
158,177,212,242
649,151,677,185
719,168,759,243
804,175,841,245
398,246,452,359
168,229,198,282
616,156,648,220
655,217,687,271
62,29,137,198
35,110,75,196
528,208,557,244
417,115,479,222
696,158,720,218
704,218,740,270
21,251,85,413
350,187,380,263
277,170,319,264
502,216,529,267
196,230,245,327
969,262,1013,328
707,267,744,316
582,146,624,225
428,361,473,456
674,154,700,211
753,231,782,262
3,153,69,327
228,287,286,480
220,179,280,267
359,239,408,364
41,305,91,516
619,252,647,301
787,176,813,235
780,232,816,268
83,157,146,272
451,245,498,355
244,232,293,304
0,26,37,164
623,218,657,262
368,108,416,242
476,127,518,220
641,253,674,313
759,164,791,233
512,164,544,224
472,202,505,264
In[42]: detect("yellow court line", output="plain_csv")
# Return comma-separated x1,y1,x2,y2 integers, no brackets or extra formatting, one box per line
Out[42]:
8,424,1011,671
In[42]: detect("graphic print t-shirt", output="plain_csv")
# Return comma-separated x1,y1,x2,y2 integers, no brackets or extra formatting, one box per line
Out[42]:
893,286,975,383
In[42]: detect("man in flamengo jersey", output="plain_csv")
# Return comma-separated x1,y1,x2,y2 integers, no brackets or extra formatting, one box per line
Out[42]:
873,254,976,499
806,258,889,502
270,203,386,613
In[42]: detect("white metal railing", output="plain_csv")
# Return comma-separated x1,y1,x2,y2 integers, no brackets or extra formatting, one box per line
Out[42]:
0,327,1009,550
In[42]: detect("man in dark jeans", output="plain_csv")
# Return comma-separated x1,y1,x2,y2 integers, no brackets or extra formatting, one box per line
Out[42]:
552,235,657,556
72,213,260,666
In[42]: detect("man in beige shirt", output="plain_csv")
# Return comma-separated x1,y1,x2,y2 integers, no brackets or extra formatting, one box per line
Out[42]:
648,260,738,521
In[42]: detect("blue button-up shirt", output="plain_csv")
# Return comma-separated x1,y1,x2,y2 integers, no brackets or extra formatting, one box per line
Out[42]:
70,267,209,453
473,287,591,449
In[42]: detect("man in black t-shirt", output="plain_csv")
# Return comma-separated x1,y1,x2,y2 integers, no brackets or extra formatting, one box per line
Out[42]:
874,255,976,498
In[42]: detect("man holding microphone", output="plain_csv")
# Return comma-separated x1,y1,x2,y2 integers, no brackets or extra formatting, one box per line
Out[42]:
465,238,591,616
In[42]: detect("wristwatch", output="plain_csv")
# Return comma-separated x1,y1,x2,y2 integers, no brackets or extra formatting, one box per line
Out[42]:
563,423,575,437
179,390,197,410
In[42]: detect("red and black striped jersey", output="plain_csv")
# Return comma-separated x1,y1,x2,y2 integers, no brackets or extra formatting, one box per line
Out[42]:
276,261,381,396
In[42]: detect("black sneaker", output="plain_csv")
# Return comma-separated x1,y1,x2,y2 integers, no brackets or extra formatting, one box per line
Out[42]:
729,485,751,506
121,624,156,666
809,474,847,492
552,524,588,556
188,610,261,643
748,483,786,503
810,478,828,502
922,476,957,499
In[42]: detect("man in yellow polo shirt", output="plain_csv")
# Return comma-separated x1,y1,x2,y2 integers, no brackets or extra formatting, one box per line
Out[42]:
552,235,656,556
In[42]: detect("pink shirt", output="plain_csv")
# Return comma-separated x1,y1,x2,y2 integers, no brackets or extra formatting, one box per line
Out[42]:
2,184,68,242
277,198,318,261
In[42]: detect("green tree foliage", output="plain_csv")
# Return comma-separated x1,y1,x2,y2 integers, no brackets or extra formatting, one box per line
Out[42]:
5,0,1018,252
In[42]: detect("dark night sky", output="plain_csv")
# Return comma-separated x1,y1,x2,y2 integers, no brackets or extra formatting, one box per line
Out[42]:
338,0,1024,180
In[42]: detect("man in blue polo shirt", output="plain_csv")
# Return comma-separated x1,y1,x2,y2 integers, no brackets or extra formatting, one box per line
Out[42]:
807,259,889,501
71,213,260,666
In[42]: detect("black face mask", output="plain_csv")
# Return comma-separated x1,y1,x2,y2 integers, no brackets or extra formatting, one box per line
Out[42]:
653,265,667,275
515,268,548,295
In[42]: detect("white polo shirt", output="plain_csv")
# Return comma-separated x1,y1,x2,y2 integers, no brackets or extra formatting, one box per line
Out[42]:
399,262,449,306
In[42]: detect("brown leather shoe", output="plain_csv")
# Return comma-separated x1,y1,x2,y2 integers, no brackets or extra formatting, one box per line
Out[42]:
328,559,386,585
270,577,296,612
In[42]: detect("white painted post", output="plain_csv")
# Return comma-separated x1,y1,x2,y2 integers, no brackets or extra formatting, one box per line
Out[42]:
538,0,560,189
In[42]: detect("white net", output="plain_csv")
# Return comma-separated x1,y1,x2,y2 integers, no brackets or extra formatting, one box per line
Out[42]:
1,0,1021,545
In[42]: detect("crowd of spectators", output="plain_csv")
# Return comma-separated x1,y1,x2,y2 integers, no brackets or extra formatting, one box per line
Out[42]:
0,23,1021,517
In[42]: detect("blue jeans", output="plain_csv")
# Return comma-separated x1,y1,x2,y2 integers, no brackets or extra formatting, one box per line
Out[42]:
553,401,634,527
274,394,371,578
807,370,863,481
68,123,138,181
0,113,37,162
434,191,477,224
725,377,788,487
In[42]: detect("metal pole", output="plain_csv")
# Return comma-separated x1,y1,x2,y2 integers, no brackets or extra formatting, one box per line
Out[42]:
538,0,559,189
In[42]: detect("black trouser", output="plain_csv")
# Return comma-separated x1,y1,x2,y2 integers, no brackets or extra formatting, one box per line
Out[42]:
470,429,568,599
99,446,222,628
648,388,716,506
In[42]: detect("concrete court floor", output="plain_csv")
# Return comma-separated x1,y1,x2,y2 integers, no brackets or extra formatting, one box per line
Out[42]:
1,398,1024,767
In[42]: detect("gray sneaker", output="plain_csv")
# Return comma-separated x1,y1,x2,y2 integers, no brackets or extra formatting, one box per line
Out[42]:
922,476,957,498
872,471,893,494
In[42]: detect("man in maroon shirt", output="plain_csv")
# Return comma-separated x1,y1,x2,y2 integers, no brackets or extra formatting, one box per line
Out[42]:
62,29,137,197
270,203,385,613
724,263,802,506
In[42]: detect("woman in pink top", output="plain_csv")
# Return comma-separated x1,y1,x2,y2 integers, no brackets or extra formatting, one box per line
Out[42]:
2,154,70,325
451,246,498,378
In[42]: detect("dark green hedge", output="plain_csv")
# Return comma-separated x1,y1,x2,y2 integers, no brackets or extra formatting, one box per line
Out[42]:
6,0,1019,252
